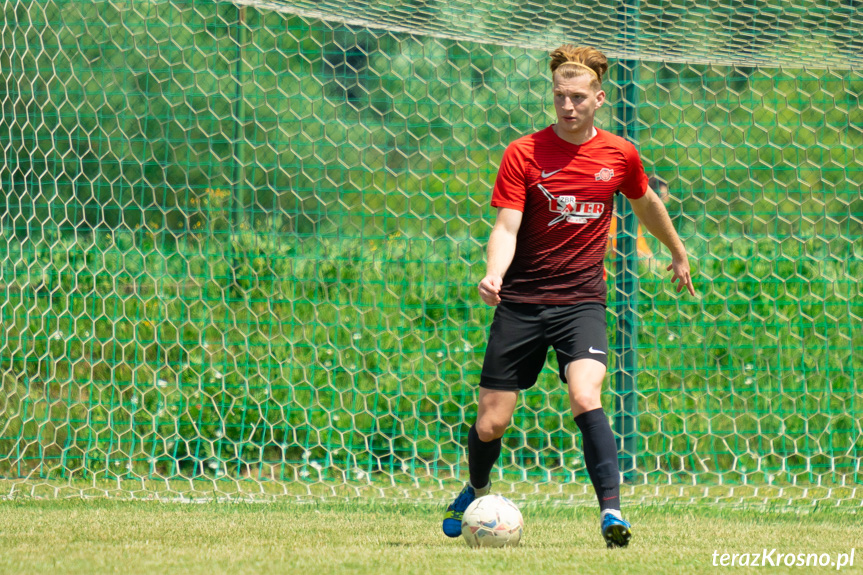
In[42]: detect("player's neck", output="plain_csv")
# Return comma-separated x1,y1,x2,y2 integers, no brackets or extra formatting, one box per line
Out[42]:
553,124,597,146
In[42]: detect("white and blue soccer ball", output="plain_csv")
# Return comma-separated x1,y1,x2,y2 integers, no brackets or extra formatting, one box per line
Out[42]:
461,494,524,548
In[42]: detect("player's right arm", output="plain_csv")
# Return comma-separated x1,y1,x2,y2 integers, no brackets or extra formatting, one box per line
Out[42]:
479,207,522,306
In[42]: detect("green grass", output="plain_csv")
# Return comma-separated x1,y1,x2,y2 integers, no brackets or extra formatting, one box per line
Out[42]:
2,231,861,486
0,499,860,574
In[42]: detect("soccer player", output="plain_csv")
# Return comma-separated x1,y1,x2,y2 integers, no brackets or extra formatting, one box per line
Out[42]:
441,45,695,547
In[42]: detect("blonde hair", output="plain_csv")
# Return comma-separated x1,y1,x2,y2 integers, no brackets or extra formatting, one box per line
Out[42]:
549,45,608,89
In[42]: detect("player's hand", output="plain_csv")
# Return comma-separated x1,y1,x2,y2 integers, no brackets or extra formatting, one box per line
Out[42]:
478,275,503,306
667,255,695,296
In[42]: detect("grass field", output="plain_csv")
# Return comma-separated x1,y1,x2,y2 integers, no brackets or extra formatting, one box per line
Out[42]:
0,499,859,574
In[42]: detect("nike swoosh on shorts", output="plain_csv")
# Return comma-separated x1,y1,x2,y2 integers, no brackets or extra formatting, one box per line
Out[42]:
589,347,607,355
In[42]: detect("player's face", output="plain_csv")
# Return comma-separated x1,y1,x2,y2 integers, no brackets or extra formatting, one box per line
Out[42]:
552,73,605,140
658,184,670,203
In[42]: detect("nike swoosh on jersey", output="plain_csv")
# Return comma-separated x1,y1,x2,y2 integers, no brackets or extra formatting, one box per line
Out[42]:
589,347,607,355
541,168,564,178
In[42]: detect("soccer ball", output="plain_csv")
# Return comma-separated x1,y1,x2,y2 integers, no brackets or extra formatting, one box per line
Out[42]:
461,494,524,548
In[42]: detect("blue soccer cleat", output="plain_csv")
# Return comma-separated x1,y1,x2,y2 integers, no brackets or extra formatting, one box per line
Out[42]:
442,484,481,538
601,513,632,548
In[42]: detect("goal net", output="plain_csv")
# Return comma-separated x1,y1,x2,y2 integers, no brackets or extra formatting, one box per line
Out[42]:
1,0,861,507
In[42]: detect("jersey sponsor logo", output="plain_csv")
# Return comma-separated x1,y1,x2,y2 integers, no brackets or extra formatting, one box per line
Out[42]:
537,184,605,226
541,168,564,178
595,168,614,181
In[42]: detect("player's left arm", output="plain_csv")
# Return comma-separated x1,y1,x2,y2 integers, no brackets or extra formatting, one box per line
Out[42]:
627,188,695,295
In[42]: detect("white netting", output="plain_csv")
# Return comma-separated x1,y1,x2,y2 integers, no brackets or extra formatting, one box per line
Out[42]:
0,0,861,506
239,0,863,68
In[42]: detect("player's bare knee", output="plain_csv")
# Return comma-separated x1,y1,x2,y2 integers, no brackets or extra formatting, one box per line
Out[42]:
475,419,508,442
570,393,601,416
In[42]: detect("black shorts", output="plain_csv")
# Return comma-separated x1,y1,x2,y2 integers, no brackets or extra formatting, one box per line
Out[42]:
479,301,608,391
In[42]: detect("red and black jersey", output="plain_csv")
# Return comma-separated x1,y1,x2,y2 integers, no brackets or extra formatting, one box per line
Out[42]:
491,126,648,304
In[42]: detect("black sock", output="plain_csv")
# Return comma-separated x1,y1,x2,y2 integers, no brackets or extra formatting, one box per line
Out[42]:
467,424,501,490
574,408,621,511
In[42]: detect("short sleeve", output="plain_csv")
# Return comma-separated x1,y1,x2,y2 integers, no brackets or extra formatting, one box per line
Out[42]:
619,143,648,200
491,143,527,211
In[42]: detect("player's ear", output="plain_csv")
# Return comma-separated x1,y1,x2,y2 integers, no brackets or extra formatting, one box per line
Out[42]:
594,89,606,108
